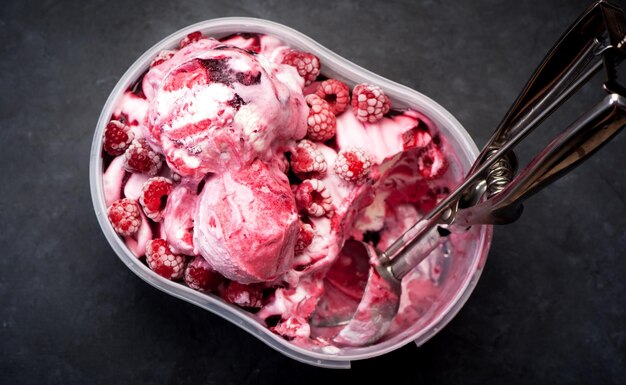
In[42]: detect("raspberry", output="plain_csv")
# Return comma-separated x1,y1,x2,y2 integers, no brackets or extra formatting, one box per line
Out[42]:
402,126,432,150
315,79,350,115
179,31,205,49
295,221,315,255
145,239,186,280
334,147,372,184
139,177,174,222
351,83,391,123
223,282,264,309
107,198,141,236
282,50,321,86
184,256,224,292
305,94,336,141
103,120,134,156
150,50,176,68
291,140,327,179
123,138,162,176
417,144,448,180
295,179,333,217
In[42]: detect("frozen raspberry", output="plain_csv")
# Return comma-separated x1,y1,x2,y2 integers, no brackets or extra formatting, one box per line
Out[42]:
123,139,162,176
282,50,320,86
223,282,264,309
351,83,391,123
334,147,372,184
305,94,336,141
402,126,433,150
139,177,174,222
150,50,176,68
295,179,333,217
184,256,224,292
179,31,205,49
291,140,327,179
103,120,134,156
145,239,185,280
295,221,315,255
107,198,141,236
315,79,350,115
417,144,448,180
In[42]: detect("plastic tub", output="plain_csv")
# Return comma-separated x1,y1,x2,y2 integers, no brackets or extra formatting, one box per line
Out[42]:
89,17,492,369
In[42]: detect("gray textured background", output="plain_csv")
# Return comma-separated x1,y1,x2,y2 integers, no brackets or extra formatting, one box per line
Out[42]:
1,0,625,383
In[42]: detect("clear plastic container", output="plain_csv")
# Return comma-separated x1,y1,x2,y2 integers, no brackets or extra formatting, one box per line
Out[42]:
89,17,492,369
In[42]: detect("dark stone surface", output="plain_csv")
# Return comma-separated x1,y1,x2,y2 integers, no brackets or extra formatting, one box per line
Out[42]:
1,0,625,383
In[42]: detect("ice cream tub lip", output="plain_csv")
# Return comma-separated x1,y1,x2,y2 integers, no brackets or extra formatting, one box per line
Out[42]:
89,17,493,369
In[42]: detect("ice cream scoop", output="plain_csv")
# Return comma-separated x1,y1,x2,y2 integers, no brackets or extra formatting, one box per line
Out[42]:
313,0,626,346
142,38,307,181
194,159,299,283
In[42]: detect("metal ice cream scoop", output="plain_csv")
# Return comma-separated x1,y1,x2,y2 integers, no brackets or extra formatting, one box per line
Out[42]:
311,0,626,346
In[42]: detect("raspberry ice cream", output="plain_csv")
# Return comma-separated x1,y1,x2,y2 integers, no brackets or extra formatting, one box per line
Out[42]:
142,38,307,181
142,35,308,282
194,159,299,283
101,31,461,349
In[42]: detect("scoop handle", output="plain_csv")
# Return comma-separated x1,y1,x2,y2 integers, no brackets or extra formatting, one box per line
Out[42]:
379,0,626,278
454,0,626,225
454,94,626,226
469,0,626,175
